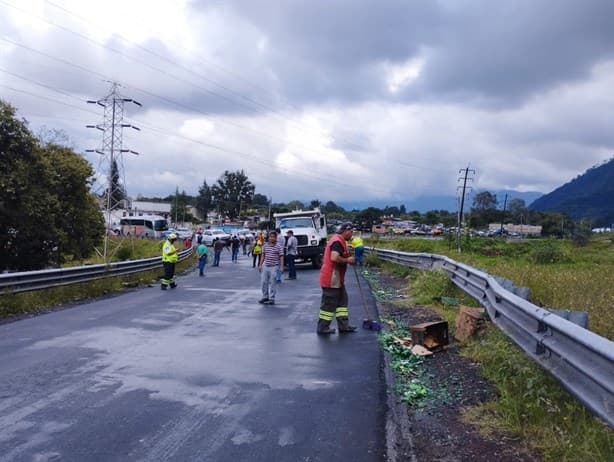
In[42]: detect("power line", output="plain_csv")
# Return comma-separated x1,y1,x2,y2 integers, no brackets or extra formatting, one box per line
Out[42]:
0,71,396,195
2,0,329,145
0,83,99,116
2,0,399,163
42,0,337,141
0,34,356,163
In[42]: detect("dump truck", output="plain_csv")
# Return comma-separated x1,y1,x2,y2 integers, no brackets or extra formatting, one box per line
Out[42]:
274,208,327,269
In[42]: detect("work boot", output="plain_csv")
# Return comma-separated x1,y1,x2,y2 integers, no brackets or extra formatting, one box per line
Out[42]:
170,283,177,289
263,299,275,305
258,298,269,304
337,318,356,332
161,285,167,290
317,328,336,335
339,326,357,333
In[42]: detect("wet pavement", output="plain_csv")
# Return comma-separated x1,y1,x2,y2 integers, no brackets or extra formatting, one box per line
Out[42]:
0,253,386,461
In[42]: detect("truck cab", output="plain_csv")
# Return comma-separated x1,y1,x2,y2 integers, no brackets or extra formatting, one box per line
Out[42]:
274,209,327,269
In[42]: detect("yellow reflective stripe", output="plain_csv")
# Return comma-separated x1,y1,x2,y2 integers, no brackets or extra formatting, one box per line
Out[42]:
335,307,348,316
319,310,334,321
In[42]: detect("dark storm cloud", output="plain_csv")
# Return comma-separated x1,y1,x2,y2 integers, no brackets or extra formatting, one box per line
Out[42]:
413,0,614,107
221,0,614,108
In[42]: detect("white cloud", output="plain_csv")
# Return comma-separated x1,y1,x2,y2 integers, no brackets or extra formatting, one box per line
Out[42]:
385,56,424,93
1,0,612,207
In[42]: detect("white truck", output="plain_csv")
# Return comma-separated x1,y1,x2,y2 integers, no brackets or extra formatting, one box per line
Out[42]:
274,208,327,269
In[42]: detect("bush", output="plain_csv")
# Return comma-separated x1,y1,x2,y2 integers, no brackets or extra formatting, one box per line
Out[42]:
411,269,456,305
528,240,570,264
115,245,133,261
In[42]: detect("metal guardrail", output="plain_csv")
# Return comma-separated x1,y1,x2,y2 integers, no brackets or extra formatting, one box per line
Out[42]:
367,247,614,427
0,247,194,294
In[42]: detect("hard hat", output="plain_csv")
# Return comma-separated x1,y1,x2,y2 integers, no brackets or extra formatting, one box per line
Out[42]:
168,233,177,240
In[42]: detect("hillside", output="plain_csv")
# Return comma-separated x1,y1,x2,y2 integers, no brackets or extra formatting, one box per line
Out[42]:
529,158,614,226
338,190,542,214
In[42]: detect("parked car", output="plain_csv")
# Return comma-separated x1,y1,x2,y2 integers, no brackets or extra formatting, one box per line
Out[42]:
487,229,509,237
202,229,231,246
160,228,177,239
235,229,254,242
176,227,193,239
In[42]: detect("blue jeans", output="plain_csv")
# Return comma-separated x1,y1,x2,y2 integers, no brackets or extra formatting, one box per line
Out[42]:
276,263,282,282
198,255,208,275
213,250,221,266
354,246,364,266
232,247,239,262
286,254,296,279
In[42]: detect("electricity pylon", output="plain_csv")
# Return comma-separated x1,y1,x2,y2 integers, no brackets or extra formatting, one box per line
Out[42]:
456,166,474,252
86,82,141,261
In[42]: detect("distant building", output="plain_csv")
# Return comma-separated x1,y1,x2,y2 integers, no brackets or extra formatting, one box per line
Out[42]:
131,201,171,216
489,223,542,236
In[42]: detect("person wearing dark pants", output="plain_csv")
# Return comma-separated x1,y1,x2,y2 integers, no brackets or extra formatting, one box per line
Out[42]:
212,239,225,266
317,223,357,334
197,242,209,276
285,230,298,280
161,233,179,290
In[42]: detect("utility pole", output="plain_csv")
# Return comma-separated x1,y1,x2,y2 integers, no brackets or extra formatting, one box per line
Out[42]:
87,82,141,261
500,193,508,234
174,186,179,226
456,166,474,252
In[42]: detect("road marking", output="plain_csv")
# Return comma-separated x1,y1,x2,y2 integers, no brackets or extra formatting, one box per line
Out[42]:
183,288,260,293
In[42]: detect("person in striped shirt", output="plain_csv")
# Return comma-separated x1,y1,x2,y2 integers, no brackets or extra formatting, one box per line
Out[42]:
258,231,285,305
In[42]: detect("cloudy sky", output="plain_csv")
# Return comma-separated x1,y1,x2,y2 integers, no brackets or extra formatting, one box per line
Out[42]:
1,0,613,208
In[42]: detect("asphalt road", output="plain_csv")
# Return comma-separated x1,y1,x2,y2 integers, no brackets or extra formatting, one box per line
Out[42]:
0,252,386,461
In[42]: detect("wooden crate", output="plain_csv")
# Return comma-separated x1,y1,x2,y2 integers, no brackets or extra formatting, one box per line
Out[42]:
410,320,449,351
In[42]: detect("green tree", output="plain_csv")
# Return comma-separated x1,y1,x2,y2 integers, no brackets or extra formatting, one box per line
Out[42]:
507,198,527,223
252,193,269,207
471,191,499,227
323,200,345,214
383,205,400,216
423,210,439,225
472,191,498,211
171,188,194,224
309,199,321,209
355,207,383,230
287,200,306,211
101,159,126,209
210,170,255,219
196,179,213,221
44,144,105,263
0,100,103,270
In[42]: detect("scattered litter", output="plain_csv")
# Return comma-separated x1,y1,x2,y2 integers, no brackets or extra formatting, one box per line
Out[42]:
411,344,433,356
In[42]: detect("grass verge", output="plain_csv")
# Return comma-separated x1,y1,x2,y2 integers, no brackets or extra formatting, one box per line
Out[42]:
366,259,614,461
0,254,196,319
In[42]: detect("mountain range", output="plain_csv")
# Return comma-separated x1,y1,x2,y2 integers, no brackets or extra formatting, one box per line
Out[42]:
337,190,543,214
529,158,614,227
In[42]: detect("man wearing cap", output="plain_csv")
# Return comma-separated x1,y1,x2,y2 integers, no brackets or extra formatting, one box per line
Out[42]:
161,233,179,290
317,222,357,334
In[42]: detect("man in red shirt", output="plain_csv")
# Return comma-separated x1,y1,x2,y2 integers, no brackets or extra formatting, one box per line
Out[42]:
317,222,357,334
